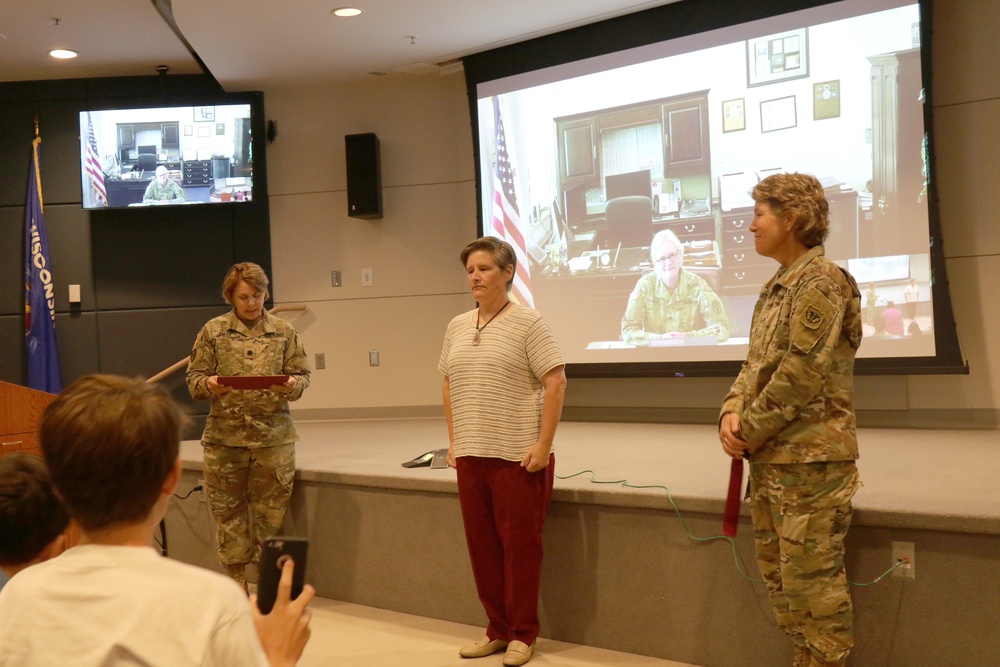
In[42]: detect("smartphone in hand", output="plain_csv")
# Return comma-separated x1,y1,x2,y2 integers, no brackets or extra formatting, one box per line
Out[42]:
256,536,308,614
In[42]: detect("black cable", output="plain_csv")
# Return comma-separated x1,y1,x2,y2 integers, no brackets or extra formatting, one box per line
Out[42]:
173,485,203,500
159,485,203,558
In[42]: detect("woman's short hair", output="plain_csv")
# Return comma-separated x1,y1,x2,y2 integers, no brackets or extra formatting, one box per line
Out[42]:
222,262,270,304
39,375,187,532
460,237,516,290
751,172,829,248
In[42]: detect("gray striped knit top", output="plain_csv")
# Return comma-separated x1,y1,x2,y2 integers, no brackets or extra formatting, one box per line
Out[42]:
439,304,564,461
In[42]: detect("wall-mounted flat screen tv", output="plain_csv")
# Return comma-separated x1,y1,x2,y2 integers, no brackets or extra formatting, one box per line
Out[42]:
79,101,256,210
463,0,966,376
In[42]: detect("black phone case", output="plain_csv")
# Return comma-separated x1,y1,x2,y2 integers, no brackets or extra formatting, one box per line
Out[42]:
256,536,308,614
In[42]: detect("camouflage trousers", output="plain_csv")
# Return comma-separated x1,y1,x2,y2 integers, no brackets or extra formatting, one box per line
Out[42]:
748,461,860,665
202,442,295,573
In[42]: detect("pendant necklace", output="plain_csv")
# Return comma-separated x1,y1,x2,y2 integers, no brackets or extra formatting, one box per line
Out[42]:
473,301,510,346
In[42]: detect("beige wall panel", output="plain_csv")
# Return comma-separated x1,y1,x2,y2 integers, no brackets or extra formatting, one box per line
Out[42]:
269,182,476,303
263,73,473,197
931,0,1000,106
908,255,999,409
932,99,1000,258
285,293,469,411
564,366,908,413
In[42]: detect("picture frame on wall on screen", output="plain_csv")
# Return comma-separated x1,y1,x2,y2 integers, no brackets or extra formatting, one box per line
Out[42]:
722,98,745,133
746,27,809,87
194,105,215,122
760,95,797,133
813,80,841,120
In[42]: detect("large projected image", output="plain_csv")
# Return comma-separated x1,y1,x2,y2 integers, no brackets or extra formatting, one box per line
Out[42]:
473,0,937,372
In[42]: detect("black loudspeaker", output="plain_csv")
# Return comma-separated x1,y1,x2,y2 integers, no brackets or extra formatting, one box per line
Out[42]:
345,133,383,219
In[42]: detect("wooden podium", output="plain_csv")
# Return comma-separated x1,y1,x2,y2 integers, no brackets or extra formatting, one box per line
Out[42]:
1,381,57,458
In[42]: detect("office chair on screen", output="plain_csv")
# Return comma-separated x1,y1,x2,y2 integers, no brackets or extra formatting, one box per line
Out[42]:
136,153,157,175
604,195,654,248
685,264,721,292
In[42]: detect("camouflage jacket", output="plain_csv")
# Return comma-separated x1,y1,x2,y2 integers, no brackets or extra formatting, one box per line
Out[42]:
721,246,862,463
186,309,310,448
621,269,730,345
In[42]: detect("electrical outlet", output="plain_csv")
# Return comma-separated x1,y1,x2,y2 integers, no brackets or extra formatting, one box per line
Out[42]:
315,352,326,370
369,350,380,367
891,541,915,579
197,479,206,503
361,268,374,287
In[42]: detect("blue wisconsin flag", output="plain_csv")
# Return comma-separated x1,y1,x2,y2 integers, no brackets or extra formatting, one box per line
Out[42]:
24,129,63,393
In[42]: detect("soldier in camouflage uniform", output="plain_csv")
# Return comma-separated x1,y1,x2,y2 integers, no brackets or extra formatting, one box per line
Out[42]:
186,262,311,593
864,283,878,326
718,174,862,667
621,229,729,345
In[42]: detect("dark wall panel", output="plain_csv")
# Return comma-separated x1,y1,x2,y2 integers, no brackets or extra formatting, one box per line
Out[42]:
0,311,99,387
45,205,95,313
55,311,101,386
96,305,227,413
0,205,92,317
0,99,88,207
0,315,25,384
91,207,237,310
231,201,272,279
0,208,23,316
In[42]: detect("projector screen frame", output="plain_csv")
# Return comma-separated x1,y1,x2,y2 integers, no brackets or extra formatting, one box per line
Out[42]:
462,0,966,378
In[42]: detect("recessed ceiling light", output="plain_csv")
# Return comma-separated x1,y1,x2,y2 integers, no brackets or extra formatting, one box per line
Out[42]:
331,7,362,17
49,49,78,59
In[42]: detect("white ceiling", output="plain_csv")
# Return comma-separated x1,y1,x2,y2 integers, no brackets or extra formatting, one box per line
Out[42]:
0,0,678,90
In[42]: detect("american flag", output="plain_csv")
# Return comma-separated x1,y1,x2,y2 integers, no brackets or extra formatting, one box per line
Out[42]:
84,112,107,206
491,96,533,307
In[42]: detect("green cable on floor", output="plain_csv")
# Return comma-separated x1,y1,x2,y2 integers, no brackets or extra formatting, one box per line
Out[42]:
556,469,906,587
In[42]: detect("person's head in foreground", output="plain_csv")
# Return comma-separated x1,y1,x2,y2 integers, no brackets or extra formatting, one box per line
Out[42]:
0,454,70,578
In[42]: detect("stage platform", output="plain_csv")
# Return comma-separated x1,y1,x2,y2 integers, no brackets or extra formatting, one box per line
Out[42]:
168,419,1000,667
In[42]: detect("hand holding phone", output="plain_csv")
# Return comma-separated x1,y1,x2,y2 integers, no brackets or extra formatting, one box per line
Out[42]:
256,537,308,615
250,538,315,666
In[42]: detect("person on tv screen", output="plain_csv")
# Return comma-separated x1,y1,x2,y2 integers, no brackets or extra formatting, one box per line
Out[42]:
903,278,919,320
718,172,862,667
143,166,186,203
186,262,310,594
620,229,729,345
